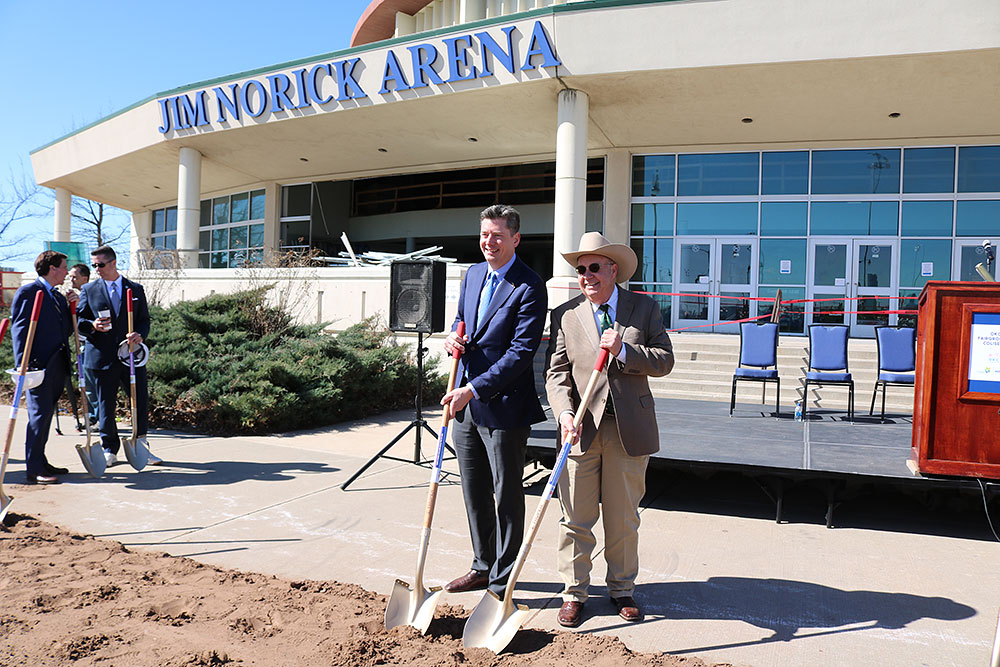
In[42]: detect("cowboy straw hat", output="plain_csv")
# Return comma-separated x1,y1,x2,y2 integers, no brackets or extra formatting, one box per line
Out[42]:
561,232,637,281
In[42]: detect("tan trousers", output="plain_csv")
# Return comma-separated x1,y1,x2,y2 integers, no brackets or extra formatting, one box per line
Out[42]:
556,417,649,603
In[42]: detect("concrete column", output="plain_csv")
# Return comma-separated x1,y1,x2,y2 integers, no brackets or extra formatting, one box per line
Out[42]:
53,187,71,242
176,147,202,269
602,148,631,246
548,88,589,308
263,182,281,259
130,210,152,270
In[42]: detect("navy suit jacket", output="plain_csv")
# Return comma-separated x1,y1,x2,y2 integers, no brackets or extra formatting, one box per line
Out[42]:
453,256,547,429
77,278,150,371
11,280,71,373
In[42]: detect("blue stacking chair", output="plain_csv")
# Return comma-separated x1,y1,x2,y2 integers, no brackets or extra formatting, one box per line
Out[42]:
730,322,780,416
803,324,854,421
869,325,916,422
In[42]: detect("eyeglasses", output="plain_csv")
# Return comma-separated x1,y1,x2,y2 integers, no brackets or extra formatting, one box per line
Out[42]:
91,261,111,268
575,262,613,275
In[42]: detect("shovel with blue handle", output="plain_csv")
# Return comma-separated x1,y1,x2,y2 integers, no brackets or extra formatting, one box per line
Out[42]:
463,347,610,653
385,321,465,634
0,291,44,522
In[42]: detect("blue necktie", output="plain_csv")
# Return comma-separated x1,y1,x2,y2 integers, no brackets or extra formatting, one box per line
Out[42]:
477,272,499,329
109,282,120,317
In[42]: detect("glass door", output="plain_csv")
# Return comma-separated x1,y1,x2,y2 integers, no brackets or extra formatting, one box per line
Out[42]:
851,238,898,337
674,238,757,333
953,240,998,282
808,239,850,328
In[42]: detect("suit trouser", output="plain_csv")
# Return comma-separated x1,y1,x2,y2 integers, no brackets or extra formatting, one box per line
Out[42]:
452,409,529,597
557,417,649,603
24,359,68,478
92,363,148,453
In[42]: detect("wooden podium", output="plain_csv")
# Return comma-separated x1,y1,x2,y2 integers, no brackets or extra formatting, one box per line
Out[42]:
912,281,1000,479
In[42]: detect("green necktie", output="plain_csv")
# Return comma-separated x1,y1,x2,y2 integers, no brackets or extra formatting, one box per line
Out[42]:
599,304,613,332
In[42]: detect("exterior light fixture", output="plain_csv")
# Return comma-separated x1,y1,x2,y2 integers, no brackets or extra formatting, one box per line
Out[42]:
888,112,901,118
300,157,309,162
378,148,388,153
741,117,753,124
468,137,478,142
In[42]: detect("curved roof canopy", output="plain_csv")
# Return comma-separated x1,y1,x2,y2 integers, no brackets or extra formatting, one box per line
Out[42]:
352,0,433,47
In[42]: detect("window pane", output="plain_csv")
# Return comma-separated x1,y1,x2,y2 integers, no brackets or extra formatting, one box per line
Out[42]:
630,283,672,327
956,200,1000,236
229,225,249,250
903,147,955,193
200,200,211,227
249,223,265,248
759,238,806,284
211,227,229,251
813,244,847,286
958,146,1000,192
959,244,994,280
810,202,898,235
250,190,266,220
213,197,229,226
630,203,673,235
898,289,919,328
811,149,900,194
762,151,808,194
720,244,752,285
211,252,228,269
677,202,757,235
152,236,164,249
152,209,165,234
198,253,210,269
281,184,311,217
900,201,953,236
248,249,263,265
856,243,892,288
679,243,711,285
231,192,249,223
165,234,176,250
678,153,759,196
813,295,845,324
631,155,675,197
760,202,807,236
758,286,804,333
231,249,248,268
281,220,310,247
165,207,177,232
199,231,210,252
857,297,889,327
899,239,951,288
630,238,672,283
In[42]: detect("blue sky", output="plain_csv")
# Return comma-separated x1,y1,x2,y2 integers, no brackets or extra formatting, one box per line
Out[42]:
0,0,375,271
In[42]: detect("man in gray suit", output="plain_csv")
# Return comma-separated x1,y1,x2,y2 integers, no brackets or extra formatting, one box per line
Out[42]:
545,232,674,627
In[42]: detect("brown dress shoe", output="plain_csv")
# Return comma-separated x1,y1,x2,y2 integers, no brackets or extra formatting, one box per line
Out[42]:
25,474,60,485
557,600,585,627
444,570,488,593
611,596,643,622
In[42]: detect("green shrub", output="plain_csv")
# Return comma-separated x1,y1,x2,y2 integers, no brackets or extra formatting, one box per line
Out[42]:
144,288,446,434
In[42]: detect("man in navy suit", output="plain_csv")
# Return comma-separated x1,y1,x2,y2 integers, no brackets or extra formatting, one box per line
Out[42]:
440,204,547,596
11,251,76,484
77,246,161,466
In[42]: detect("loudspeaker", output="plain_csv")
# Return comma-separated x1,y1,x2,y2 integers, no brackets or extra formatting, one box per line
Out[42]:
389,260,446,333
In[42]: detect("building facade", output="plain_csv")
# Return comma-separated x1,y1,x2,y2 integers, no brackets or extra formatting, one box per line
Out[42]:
30,0,1000,335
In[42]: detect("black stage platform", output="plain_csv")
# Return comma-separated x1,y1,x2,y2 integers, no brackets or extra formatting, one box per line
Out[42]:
525,398,1000,528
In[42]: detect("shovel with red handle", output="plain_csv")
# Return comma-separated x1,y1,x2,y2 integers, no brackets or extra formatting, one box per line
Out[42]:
384,322,466,634
0,292,44,521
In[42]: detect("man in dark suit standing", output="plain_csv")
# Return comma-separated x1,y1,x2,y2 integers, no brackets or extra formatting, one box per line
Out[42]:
545,232,674,627
440,204,547,597
11,250,76,484
77,246,161,467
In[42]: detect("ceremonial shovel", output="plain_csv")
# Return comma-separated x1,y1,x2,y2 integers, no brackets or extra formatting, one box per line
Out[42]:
0,292,43,522
385,322,465,634
120,288,149,471
463,348,610,653
70,302,105,478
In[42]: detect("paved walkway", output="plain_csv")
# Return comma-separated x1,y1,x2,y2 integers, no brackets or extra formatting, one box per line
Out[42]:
4,410,998,666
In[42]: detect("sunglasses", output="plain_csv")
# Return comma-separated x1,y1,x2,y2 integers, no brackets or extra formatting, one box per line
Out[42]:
91,261,112,268
575,262,613,275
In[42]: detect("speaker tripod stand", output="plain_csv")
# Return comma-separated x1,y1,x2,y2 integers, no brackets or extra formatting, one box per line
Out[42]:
341,331,457,490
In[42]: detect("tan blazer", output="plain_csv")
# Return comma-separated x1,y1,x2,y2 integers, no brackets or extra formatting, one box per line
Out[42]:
545,288,674,456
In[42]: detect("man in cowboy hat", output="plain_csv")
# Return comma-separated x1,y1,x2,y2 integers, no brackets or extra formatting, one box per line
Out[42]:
545,231,674,627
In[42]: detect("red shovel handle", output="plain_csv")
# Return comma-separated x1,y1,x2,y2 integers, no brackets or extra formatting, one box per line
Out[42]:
594,348,610,371
126,287,133,312
0,317,8,344
70,299,77,315
453,322,465,359
30,290,43,321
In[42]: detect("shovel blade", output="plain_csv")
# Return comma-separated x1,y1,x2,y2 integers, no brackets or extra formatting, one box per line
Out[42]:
462,589,530,653
0,491,12,524
122,436,149,471
76,444,105,479
385,579,443,634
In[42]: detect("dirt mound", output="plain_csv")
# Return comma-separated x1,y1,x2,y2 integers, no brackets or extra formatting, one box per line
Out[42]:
0,514,730,666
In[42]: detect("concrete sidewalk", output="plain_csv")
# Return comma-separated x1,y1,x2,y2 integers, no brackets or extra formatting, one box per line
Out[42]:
4,410,998,666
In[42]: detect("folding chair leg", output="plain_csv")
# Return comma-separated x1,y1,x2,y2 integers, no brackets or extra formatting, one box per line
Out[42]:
761,382,766,405
869,382,879,416
880,382,887,423
730,378,737,416
775,378,780,417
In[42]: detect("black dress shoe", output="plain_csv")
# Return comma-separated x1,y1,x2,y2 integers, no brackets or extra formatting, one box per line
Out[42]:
558,601,585,627
444,570,489,593
25,475,60,485
44,464,69,475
